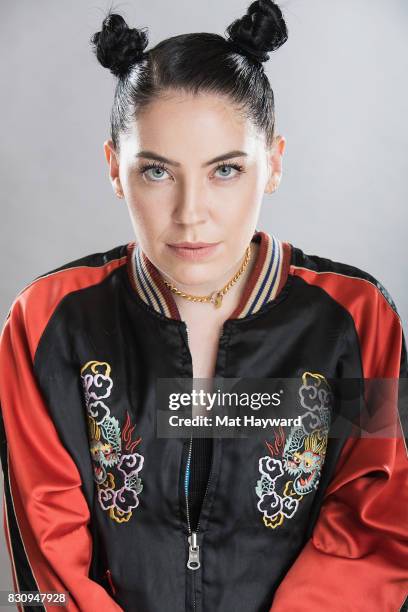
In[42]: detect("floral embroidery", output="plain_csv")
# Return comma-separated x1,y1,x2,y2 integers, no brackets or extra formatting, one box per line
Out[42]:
80,360,144,524
255,371,332,529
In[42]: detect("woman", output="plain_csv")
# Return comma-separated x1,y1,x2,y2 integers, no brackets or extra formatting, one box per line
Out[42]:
0,1,407,611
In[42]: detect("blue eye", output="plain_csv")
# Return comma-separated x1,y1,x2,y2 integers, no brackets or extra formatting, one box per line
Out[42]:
139,162,169,181
214,162,244,179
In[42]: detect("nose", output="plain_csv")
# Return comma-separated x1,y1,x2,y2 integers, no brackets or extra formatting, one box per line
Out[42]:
172,178,209,226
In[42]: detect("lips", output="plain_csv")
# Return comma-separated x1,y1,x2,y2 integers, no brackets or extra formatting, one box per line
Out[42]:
168,242,218,248
166,242,221,261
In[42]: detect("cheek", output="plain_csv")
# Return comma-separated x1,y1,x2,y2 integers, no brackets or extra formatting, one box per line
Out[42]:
222,182,262,227
124,197,164,244
229,169,265,207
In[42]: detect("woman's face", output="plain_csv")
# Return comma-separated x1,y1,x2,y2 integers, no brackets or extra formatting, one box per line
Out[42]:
104,90,285,291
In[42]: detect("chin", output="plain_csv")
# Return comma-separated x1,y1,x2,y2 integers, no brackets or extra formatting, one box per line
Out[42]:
166,268,213,286
162,261,217,286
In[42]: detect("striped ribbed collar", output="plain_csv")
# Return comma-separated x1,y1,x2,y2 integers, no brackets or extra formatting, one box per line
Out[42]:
126,230,291,321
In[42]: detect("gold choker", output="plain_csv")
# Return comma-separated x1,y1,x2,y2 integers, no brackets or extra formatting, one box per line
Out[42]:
163,244,252,309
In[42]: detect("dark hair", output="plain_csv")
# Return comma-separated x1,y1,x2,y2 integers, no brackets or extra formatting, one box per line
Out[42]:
90,0,288,153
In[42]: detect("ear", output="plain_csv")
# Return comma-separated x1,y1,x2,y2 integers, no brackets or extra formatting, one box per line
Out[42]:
264,135,286,194
103,139,124,198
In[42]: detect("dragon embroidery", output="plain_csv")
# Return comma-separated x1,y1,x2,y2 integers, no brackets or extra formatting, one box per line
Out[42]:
255,371,332,529
80,360,144,524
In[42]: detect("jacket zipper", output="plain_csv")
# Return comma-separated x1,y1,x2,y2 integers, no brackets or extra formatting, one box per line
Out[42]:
185,434,215,569
184,323,219,612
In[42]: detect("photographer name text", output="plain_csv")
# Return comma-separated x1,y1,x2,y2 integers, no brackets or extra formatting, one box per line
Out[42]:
168,415,301,429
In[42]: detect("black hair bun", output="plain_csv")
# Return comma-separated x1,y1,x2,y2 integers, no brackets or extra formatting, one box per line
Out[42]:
225,0,288,63
90,13,149,78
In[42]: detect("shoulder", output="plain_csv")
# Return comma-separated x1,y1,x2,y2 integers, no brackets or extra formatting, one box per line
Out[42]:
288,243,400,318
27,242,129,289
1,242,131,357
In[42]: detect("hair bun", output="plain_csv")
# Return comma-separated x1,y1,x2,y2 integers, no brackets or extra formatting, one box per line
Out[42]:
225,0,288,64
90,13,149,78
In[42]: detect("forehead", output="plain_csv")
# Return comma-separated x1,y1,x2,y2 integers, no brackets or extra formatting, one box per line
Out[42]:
120,90,264,158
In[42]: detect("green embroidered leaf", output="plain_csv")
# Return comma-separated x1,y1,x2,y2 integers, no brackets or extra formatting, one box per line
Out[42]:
102,416,122,451
256,475,275,498
128,474,143,494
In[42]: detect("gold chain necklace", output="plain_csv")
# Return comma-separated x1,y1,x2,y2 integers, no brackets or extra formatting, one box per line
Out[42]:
163,244,252,309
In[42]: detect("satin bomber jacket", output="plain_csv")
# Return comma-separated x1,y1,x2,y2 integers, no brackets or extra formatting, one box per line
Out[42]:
0,229,407,612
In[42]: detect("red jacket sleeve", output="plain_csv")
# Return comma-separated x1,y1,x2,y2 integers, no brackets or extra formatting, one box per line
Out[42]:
271,278,408,611
0,290,124,611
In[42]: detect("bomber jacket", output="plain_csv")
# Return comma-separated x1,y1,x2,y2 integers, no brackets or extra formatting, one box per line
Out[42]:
0,229,407,612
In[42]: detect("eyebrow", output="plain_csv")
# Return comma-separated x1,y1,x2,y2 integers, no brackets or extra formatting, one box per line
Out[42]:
135,150,248,167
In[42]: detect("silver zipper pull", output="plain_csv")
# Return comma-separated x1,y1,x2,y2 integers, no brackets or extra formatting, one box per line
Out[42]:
187,531,200,570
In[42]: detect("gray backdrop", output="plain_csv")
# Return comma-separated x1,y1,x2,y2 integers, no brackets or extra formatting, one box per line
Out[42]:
1,0,407,594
